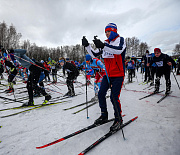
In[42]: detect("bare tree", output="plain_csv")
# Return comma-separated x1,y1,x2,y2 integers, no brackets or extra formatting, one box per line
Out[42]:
172,42,180,55
0,21,21,49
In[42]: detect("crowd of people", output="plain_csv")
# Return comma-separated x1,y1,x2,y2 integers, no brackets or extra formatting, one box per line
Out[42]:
0,22,179,131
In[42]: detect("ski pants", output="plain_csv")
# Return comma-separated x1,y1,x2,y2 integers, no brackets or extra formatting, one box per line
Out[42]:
66,74,76,94
156,68,171,88
144,67,151,81
8,70,17,83
98,75,124,120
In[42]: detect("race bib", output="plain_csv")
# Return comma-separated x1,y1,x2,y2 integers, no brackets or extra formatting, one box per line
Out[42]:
128,63,133,67
51,66,55,69
102,51,114,58
66,69,72,73
156,61,163,67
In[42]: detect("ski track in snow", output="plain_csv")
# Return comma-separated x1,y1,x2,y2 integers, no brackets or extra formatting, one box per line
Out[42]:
0,70,180,155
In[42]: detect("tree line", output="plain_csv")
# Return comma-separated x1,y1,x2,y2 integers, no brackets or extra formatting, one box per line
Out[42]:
1,21,179,62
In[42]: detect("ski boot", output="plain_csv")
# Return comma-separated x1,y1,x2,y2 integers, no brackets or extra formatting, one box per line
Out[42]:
165,80,171,94
42,94,52,105
110,118,123,131
94,112,108,125
165,85,171,95
22,100,34,107
5,87,14,93
64,91,71,97
154,78,160,93
87,80,91,86
153,87,159,93
90,95,98,102
70,92,75,97
150,81,154,86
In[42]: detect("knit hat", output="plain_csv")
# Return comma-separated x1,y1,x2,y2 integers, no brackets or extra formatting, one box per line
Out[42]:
86,54,92,61
48,57,51,61
66,58,70,61
59,60,65,63
154,48,161,53
105,23,117,33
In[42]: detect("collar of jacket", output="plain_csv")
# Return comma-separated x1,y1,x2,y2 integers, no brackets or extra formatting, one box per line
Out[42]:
105,31,120,43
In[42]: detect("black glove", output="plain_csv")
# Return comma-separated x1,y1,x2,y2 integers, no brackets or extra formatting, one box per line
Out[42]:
82,36,89,47
93,37,105,49
0,48,6,53
79,65,83,71
9,49,14,53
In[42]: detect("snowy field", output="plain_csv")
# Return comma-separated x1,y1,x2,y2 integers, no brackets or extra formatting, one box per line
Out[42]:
0,70,180,155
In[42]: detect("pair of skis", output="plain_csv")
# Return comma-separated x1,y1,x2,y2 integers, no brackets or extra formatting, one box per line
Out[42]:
157,91,172,103
0,95,72,112
0,93,84,117
36,116,138,155
139,90,172,103
0,100,68,118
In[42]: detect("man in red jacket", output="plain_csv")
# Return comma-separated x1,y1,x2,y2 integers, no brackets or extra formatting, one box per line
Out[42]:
82,23,126,131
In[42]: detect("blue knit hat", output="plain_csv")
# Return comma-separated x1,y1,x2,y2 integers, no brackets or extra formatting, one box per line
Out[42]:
86,54,91,61
59,60,65,63
105,23,117,33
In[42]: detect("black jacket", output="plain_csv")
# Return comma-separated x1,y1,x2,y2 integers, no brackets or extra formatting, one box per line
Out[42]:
149,53,176,69
63,62,79,77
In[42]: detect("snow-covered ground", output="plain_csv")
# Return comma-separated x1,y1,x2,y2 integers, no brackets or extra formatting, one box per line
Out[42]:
0,70,180,155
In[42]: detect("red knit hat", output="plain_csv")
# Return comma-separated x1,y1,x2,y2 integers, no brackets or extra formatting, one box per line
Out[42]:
154,48,161,53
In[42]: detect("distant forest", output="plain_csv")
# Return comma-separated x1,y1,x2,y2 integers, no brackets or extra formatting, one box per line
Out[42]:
0,21,179,62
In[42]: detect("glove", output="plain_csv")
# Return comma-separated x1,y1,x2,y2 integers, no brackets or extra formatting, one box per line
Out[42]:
79,65,83,71
9,49,14,53
93,38,105,49
0,48,6,53
82,36,89,47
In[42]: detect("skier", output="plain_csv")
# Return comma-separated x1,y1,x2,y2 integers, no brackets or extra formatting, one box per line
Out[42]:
177,56,180,75
85,54,106,97
59,57,79,97
147,48,176,94
125,56,135,83
48,57,57,83
140,60,145,74
0,59,4,80
9,49,51,106
32,59,48,97
4,57,17,93
82,23,126,131
43,61,51,81
142,50,152,82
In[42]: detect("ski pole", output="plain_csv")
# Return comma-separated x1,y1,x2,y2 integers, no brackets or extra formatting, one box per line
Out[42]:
83,45,89,119
172,70,180,90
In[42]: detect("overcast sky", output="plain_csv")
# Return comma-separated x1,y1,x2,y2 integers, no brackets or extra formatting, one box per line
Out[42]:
1,0,180,55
